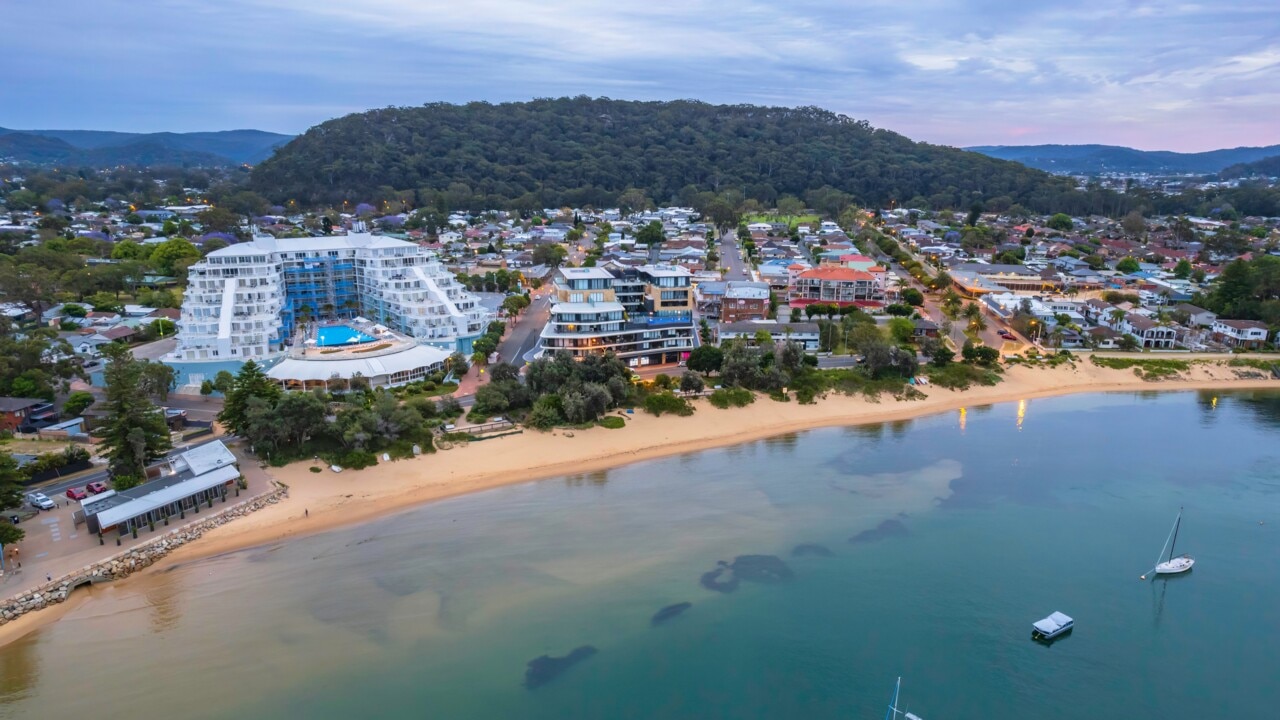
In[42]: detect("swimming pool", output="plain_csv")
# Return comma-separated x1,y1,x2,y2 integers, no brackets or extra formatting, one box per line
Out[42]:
316,325,376,347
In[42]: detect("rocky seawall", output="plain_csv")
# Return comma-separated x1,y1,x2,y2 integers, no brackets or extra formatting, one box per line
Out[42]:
0,486,286,626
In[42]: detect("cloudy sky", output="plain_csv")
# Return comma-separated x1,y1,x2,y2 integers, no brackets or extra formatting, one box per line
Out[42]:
6,0,1279,151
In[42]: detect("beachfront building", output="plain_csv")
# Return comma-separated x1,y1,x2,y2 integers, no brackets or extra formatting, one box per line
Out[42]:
788,266,885,309
170,234,488,363
81,440,241,536
539,265,697,366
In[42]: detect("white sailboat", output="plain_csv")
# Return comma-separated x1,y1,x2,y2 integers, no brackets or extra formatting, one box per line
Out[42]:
1142,508,1194,580
884,676,925,720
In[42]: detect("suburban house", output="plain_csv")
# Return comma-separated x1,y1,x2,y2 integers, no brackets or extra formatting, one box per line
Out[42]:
1123,314,1178,349
0,397,59,432
1211,319,1270,349
912,318,940,340
1173,303,1217,328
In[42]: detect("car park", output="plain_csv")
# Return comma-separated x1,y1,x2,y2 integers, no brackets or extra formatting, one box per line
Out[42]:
66,487,88,501
85,481,108,494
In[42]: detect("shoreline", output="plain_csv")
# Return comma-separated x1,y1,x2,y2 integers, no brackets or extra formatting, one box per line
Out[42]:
2,363,1279,646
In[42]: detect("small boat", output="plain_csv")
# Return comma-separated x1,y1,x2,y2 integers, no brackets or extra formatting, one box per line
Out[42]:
1142,508,1194,580
883,676,925,720
1031,611,1074,641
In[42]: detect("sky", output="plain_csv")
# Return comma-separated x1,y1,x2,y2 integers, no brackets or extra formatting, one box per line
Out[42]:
5,0,1279,151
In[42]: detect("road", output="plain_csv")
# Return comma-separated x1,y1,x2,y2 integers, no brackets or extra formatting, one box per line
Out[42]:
719,229,751,280
497,289,553,365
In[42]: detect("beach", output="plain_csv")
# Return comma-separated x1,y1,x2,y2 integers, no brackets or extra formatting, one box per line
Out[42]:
2,360,1279,647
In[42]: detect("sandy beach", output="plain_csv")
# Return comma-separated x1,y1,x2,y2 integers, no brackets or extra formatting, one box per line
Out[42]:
2,360,1278,646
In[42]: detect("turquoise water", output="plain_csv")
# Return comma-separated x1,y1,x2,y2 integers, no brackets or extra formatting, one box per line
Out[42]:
315,325,376,346
2,390,1279,719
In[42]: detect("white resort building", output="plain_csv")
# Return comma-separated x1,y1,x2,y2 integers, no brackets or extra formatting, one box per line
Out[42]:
170,234,489,364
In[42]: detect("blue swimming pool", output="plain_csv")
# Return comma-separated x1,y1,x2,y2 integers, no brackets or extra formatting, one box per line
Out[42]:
316,325,376,347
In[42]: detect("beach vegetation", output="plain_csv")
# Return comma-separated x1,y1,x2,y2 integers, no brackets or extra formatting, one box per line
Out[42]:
708,387,756,409
1090,356,1188,380
924,362,1002,390
643,391,695,417
679,372,705,393
599,416,626,429
961,341,1001,366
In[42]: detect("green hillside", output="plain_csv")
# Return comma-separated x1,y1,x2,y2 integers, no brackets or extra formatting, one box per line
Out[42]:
250,97,1092,213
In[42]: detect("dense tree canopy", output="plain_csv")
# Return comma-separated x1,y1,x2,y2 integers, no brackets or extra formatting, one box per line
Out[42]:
250,98,1094,214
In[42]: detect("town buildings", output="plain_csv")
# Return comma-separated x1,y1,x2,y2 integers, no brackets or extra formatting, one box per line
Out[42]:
788,266,885,308
539,265,697,366
170,234,488,363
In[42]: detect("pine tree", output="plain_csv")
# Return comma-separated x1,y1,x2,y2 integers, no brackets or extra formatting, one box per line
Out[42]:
218,360,282,436
98,343,173,489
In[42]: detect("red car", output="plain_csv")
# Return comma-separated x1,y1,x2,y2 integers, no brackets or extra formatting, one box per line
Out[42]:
85,481,108,494
66,487,88,501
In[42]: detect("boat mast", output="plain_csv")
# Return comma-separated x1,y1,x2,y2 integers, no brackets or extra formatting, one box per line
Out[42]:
1168,508,1183,561
884,677,901,720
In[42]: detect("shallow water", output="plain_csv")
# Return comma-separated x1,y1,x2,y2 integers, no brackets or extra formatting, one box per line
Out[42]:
2,390,1279,719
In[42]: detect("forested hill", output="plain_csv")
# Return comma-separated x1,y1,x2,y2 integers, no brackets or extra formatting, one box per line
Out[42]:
250,98,1091,213
1219,155,1280,179
969,143,1280,175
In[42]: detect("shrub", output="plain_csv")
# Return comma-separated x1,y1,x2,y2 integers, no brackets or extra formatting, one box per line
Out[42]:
599,416,626,429
309,466,322,473
643,391,694,417
925,363,1002,390
708,387,755,409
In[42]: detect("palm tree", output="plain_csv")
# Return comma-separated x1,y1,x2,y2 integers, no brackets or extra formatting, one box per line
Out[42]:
1108,308,1126,328
963,302,982,321
969,313,988,333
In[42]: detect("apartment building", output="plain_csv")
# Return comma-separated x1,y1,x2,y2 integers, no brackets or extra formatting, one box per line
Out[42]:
788,266,885,308
170,234,488,362
540,265,696,366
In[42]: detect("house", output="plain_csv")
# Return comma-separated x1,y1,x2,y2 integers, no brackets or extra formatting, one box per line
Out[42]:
1211,319,1270,349
1173,303,1217,328
1124,314,1178,349
720,282,772,323
912,318,940,339
718,320,821,350
0,397,59,432
1086,326,1121,349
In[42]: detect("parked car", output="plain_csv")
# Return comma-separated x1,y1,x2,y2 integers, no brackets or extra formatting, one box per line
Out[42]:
26,493,55,510
85,481,108,494
66,487,88,501
998,329,1015,339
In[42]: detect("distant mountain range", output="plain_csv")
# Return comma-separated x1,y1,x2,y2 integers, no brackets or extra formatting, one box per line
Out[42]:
966,143,1280,175
0,128,294,167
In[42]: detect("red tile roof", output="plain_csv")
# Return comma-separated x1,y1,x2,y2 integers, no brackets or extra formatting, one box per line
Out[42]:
797,266,875,281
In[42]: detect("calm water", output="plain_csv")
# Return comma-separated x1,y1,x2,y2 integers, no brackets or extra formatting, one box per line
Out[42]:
3,391,1280,720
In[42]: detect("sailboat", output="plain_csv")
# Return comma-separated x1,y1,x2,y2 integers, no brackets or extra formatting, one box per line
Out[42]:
884,677,925,720
1142,508,1194,579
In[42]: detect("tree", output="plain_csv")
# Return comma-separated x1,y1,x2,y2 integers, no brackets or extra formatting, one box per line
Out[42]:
532,244,568,267
98,343,173,489
218,360,281,436
1116,256,1141,274
212,370,235,395
686,345,724,374
900,288,924,306
148,237,202,276
62,390,96,417
196,206,240,233
1047,213,1074,231
0,452,28,521
1173,259,1193,279
446,351,469,375
636,221,665,247
200,380,215,398
921,338,955,367
776,195,804,217
1118,334,1140,351
111,240,149,261
887,317,915,344
1121,210,1146,238
679,371,705,393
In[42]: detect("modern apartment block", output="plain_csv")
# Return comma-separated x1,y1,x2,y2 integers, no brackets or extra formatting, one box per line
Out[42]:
171,234,488,362
540,265,697,366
